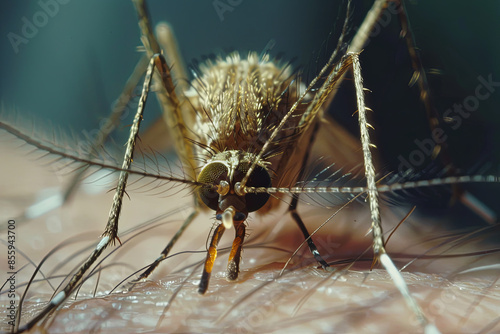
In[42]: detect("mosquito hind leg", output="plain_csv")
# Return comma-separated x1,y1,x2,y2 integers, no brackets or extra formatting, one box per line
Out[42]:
289,122,331,270
394,1,494,224
394,0,445,162
290,206,331,270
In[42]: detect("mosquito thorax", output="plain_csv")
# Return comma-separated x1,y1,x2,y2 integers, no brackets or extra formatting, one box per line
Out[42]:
196,150,271,228
184,52,309,224
186,52,308,156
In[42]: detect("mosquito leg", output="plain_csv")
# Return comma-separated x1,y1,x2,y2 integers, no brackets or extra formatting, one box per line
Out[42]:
316,0,389,108
128,209,199,287
226,221,246,281
9,55,150,225
15,54,159,333
198,223,226,295
350,51,384,261
62,54,151,203
133,0,197,178
139,21,192,152
155,22,189,92
350,51,440,334
128,0,211,291
395,0,446,161
395,1,496,225
288,122,331,269
394,0,475,217
348,0,388,53
290,207,330,270
101,55,160,243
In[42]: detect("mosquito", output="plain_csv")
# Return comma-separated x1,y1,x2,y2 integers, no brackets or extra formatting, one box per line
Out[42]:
1,1,499,333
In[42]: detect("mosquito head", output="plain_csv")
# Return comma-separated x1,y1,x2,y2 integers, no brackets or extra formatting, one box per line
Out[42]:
196,150,271,228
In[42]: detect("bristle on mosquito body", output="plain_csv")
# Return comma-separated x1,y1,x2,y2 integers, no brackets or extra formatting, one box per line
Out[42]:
186,52,306,158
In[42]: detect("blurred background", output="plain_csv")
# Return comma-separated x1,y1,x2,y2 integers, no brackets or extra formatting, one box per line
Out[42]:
1,0,499,223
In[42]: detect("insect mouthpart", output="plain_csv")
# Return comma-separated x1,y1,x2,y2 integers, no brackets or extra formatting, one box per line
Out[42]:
196,150,272,229
194,151,272,293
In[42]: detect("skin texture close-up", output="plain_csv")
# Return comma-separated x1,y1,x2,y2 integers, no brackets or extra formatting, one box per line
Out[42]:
1,143,500,333
1,1,500,333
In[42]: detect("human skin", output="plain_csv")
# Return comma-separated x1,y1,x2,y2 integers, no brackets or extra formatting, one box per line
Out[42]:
1,144,499,334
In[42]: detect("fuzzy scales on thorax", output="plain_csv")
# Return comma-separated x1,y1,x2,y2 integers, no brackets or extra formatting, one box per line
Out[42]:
187,53,307,166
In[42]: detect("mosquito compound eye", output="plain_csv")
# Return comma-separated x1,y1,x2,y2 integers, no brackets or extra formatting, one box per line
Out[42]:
196,162,228,211
238,164,272,212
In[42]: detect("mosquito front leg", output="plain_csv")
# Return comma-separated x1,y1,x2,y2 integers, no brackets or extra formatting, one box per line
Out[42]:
226,221,246,281
62,54,151,204
350,52,440,334
0,55,150,232
198,219,246,294
290,206,330,269
125,0,208,289
133,0,197,179
15,54,159,333
102,55,159,243
348,51,383,259
198,223,226,294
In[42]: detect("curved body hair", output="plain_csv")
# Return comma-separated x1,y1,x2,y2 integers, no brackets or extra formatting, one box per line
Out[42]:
186,52,313,214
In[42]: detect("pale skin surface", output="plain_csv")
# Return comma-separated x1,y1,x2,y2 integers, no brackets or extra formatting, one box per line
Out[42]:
1,144,499,334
